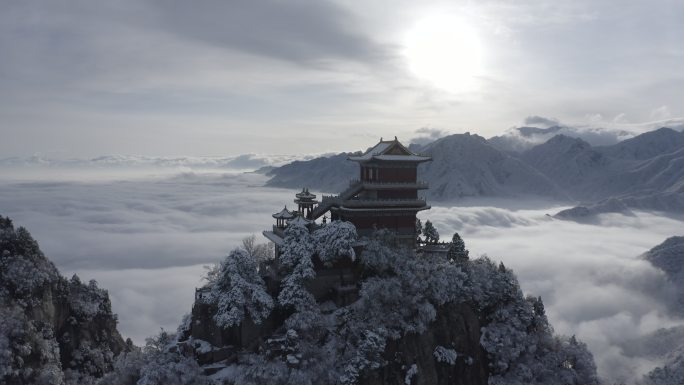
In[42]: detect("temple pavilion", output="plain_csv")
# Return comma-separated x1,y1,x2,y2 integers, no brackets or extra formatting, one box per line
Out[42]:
263,137,432,250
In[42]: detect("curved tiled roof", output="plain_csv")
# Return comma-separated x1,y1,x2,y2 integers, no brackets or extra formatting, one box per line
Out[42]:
288,215,312,227
295,187,317,200
348,137,431,163
272,206,295,219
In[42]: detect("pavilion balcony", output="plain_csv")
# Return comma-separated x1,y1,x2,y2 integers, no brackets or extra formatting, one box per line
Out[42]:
339,198,428,208
272,225,286,237
364,181,428,190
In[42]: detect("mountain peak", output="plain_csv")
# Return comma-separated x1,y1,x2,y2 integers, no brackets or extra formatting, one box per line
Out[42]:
422,132,490,151
600,126,684,160
546,133,590,145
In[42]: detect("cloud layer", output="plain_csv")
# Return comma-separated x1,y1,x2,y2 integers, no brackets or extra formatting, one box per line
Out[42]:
0,170,297,343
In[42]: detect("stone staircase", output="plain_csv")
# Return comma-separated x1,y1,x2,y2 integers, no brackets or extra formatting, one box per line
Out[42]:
310,180,363,219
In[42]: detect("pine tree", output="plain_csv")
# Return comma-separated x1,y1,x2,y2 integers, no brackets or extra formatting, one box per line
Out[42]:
423,220,439,244
447,232,469,263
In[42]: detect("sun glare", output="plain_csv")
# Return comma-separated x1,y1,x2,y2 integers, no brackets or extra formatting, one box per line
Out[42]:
404,15,484,93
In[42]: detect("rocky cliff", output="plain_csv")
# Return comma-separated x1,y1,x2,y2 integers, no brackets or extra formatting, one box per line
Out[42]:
0,216,127,385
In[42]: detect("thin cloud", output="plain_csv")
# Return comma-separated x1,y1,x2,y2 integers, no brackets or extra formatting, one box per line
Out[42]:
496,115,682,147
410,127,450,146
523,115,560,127
151,0,389,65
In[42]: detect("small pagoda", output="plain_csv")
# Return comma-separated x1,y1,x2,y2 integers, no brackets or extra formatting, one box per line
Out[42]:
294,188,318,219
272,206,294,228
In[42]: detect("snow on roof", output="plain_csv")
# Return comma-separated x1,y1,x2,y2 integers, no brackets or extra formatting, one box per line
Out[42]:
372,155,431,162
348,137,431,162
288,215,312,227
272,206,295,219
262,230,284,245
295,188,317,200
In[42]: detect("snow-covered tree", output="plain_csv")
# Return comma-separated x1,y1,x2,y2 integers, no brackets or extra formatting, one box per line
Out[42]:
210,248,274,328
433,346,458,365
476,262,600,385
277,223,316,314
0,217,61,308
415,219,423,242
340,330,387,385
99,330,208,385
313,220,357,266
643,355,684,385
423,220,439,243
279,223,315,272
359,229,401,274
242,234,274,264
68,276,112,321
203,235,273,286
1,215,125,384
447,232,469,263
278,261,316,311
0,305,64,385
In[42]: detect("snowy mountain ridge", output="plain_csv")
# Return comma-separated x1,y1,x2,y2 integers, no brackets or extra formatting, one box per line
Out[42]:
267,133,568,201
264,126,684,215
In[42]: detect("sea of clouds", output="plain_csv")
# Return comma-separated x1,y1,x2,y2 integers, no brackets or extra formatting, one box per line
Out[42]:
1,164,682,384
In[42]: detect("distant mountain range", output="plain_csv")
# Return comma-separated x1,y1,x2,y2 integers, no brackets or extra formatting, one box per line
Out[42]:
265,126,684,216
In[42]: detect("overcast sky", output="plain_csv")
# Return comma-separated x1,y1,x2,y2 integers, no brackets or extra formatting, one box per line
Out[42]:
2,0,683,157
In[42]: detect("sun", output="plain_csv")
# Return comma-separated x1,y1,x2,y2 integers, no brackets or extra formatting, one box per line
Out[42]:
404,15,484,93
